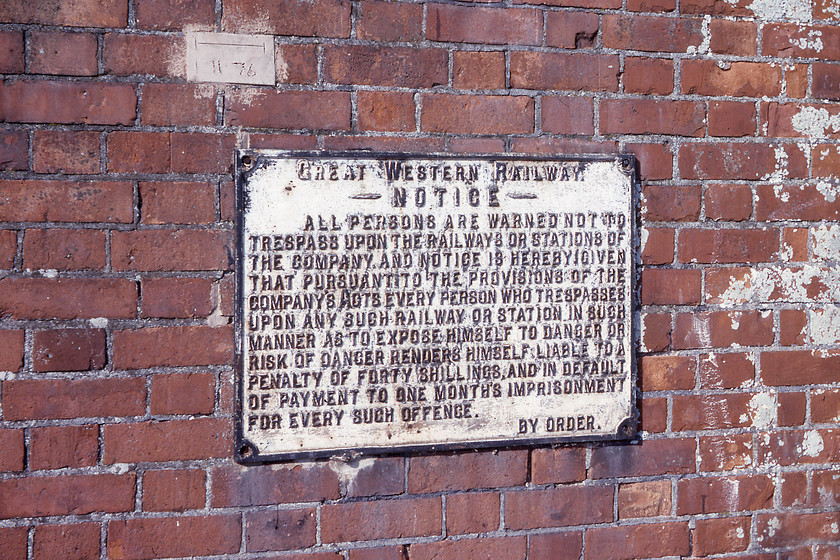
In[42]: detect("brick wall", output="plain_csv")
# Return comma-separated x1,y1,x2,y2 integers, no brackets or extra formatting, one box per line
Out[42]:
1,0,839,559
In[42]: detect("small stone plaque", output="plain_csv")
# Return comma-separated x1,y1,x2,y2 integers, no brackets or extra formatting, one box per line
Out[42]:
186,32,274,85
235,152,637,462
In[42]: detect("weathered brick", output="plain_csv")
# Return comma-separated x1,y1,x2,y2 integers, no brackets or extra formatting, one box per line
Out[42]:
446,492,500,534
141,83,216,126
222,0,350,37
705,183,752,221
321,498,441,542
516,0,621,8
626,143,672,180
641,313,671,352
530,447,586,484
757,184,840,221
325,135,445,152
812,388,840,423
780,308,807,345
529,532,583,560
542,96,594,135
709,101,756,137
603,15,702,52
812,469,840,506
697,352,754,389
758,429,840,466
449,138,506,153
761,350,840,386
103,33,184,77
699,433,753,471
3,377,144,420
422,94,534,134
141,277,214,318
226,90,350,130
756,512,840,548
505,486,613,529
618,480,671,518
778,391,807,426
170,132,236,173
642,397,668,432
151,372,215,415
30,31,97,76
33,328,106,372
546,11,599,48
780,471,808,507
249,134,318,151
427,4,540,45
357,91,415,132
0,474,135,518
682,60,782,96
0,180,133,222
409,450,527,492
512,137,617,155
246,508,317,552
0,81,136,125
0,278,137,319
511,52,619,92
211,463,340,506
585,522,690,560
0,0,128,27
113,325,232,369
640,269,701,305
0,527,26,560
324,46,447,87
136,0,214,30
680,142,807,180
107,516,240,560
104,418,231,463
813,144,840,177
276,44,318,84
30,425,98,469
672,393,753,430
33,522,100,560
763,102,840,139
693,516,750,556
0,31,24,73
411,537,526,560
0,330,24,372
624,57,673,95
677,475,773,514
350,550,402,560
640,355,695,391
783,227,809,261
0,129,28,170
642,184,701,221
33,130,100,174
601,99,704,136
0,429,24,472
787,64,809,98
107,131,170,173
143,469,205,512
763,23,840,60
139,181,215,224
814,64,840,100
453,51,506,90
358,0,422,41
680,0,752,16
672,309,774,349
591,438,695,478
112,230,232,272
345,457,404,498
710,19,756,55
23,229,106,271
641,227,674,265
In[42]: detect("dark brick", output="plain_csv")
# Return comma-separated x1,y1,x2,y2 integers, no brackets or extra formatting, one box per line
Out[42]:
211,463,340,506
591,438,695,478
506,486,613,529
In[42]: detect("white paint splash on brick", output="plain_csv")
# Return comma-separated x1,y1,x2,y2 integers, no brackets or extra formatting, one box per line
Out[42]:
792,29,824,51
747,0,811,21
693,315,713,347
809,306,840,343
816,179,840,202
714,265,840,305
89,317,108,328
800,430,825,457
748,392,777,427
687,15,711,54
813,224,840,260
736,527,745,539
329,457,376,491
766,516,781,537
791,107,840,139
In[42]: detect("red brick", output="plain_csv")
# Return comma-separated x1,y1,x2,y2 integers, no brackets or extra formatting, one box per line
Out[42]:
0,81,136,125
591,438,696,478
710,19,757,55
139,181,214,224
642,184,701,221
512,137,617,155
30,31,97,76
3,377,144,420
542,96,593,135
511,52,619,92
0,0,128,27
813,144,840,177
529,532,582,560
709,101,756,137
358,0,422,41
763,102,840,139
787,64,809,98
618,480,671,518
33,522,100,560
624,57,673,95
682,60,782,96
151,372,215,415
0,180,133,222
780,309,807,345
246,508,317,552
780,471,808,507
699,433,753,471
642,397,668,432
758,429,840,466
345,457,405,498
0,527,26,560
211,463,340,506
0,474,134,518
350,549,404,560
453,51,506,90
626,142,673,180
114,325,232,369
783,228,808,261
276,44,318,84
136,0,214,30
422,94,534,134
694,516,749,556
226,90,350,130
143,469,205,511
412,537,526,560
817,545,840,560
757,184,840,221
0,31,24,73
814,63,840,100
778,391,807,426
103,34,183,77
449,138,507,153
141,277,213,318
757,512,840,548
815,0,840,19
428,4,540,45
141,83,216,126
0,278,137,319
601,98,704,137
641,228,674,265
680,142,807,180
641,269,701,305
642,313,671,352
446,492,500,534
107,131,170,173
219,274,235,315
104,417,230,463
603,15,702,52
641,355,695,391
516,0,621,7
505,486,612,529
0,129,28,170
530,447,586,484
321,498,441,542
680,0,752,15
33,130,100,174
763,23,840,60
171,132,236,173
222,0,350,37
33,328,106,372
112,230,232,272
409,450,526,492
627,0,675,10
325,135,445,152
761,350,840,386
545,11,599,48
107,516,240,560
23,229,106,271
672,309,774,349
812,469,840,506
0,330,24,372
0,429,24,472
249,134,318,151
697,352,754,389
813,388,840,423
705,184,752,221
677,475,773,514
325,46,447,88
357,91,415,132
585,522,689,560
704,266,831,305
672,393,752,430
30,425,98,470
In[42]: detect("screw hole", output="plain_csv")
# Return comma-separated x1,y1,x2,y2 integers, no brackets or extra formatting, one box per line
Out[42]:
241,155,253,167
239,445,252,457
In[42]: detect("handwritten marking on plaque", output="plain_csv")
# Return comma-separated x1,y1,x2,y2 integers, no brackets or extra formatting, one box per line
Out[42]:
186,32,274,85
